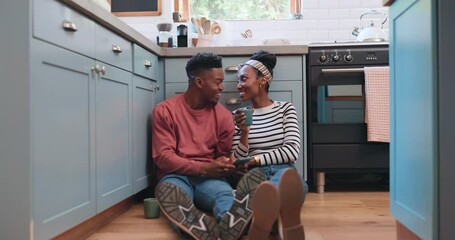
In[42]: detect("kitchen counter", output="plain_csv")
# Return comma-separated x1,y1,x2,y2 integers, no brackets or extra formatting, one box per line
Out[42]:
62,0,308,57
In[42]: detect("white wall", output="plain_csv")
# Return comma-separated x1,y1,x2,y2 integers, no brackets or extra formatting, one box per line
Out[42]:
118,0,388,46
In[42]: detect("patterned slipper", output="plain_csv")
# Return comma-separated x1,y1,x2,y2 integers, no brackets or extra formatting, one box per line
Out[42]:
219,167,267,240
278,168,306,240
155,182,219,240
248,182,280,240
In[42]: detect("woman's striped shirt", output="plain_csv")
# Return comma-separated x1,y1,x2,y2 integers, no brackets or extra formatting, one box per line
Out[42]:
231,101,301,166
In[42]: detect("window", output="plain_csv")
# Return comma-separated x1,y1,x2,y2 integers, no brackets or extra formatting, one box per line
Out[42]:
175,0,301,21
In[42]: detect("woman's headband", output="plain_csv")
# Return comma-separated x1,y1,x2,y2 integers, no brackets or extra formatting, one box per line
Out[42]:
241,59,273,85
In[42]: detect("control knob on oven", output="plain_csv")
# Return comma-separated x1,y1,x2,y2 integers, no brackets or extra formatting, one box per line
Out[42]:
344,54,353,62
319,55,327,63
333,55,340,62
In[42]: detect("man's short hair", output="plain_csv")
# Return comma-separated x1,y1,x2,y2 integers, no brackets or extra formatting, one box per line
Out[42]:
185,52,223,80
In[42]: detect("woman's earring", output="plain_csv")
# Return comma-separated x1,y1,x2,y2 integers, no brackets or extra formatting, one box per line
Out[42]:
259,84,262,88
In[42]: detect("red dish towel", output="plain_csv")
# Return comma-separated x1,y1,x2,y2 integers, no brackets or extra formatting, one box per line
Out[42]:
364,66,390,142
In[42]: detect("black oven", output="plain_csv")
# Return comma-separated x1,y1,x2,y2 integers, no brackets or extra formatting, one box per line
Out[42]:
307,43,389,193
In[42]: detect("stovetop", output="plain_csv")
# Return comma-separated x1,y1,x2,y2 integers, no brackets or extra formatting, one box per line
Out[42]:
309,40,389,48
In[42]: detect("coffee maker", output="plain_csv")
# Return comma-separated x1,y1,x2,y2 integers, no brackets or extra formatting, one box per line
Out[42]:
177,25,188,47
156,23,173,47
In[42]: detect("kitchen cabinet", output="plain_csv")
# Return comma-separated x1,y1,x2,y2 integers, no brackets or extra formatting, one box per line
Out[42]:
31,41,134,239
94,63,133,213
164,55,307,178
0,0,162,239
388,0,455,239
132,75,156,193
31,39,97,240
132,43,162,193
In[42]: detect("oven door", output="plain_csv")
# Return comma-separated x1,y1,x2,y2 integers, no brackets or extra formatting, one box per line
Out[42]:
310,66,368,144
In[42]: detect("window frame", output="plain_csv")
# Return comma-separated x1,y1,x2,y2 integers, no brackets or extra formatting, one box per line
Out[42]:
174,0,301,22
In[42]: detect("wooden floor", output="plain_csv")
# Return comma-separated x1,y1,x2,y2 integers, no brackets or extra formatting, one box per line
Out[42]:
87,191,396,240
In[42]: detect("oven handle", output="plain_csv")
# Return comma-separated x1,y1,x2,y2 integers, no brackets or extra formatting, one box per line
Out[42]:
321,68,364,74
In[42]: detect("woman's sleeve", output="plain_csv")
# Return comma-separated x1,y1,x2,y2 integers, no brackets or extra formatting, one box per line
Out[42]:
257,103,301,165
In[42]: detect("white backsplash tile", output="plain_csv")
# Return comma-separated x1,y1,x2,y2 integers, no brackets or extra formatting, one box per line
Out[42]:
318,0,340,9
339,0,361,8
302,0,319,9
329,9,351,19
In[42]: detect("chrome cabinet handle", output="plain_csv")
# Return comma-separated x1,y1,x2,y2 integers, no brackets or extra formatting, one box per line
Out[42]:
62,20,77,32
99,66,106,75
144,60,152,68
225,66,238,72
112,44,122,53
91,64,101,73
155,84,160,91
91,65,106,75
226,98,241,105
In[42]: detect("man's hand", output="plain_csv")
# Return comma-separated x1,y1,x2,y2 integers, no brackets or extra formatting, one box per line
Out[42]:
199,156,236,178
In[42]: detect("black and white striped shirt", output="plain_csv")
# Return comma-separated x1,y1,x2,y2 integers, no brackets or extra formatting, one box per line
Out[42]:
232,101,301,166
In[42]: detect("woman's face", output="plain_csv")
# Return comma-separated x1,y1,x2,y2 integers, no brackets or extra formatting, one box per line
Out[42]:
237,65,262,101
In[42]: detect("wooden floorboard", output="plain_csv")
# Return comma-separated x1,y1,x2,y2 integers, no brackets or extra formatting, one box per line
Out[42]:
87,191,396,240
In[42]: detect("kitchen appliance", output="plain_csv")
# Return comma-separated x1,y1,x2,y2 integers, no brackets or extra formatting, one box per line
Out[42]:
352,10,388,42
156,23,173,48
177,24,188,47
307,41,389,193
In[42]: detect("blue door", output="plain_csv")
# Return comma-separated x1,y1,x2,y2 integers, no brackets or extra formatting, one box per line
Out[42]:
389,0,437,239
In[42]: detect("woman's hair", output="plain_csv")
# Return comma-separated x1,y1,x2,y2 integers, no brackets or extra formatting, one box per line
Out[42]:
250,50,276,91
250,50,277,77
186,52,223,80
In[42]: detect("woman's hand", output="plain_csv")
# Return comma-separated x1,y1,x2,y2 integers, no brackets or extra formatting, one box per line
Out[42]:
234,108,251,132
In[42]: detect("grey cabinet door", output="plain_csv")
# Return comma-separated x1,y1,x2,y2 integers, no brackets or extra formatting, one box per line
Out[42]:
132,75,157,193
95,63,133,212
31,40,96,240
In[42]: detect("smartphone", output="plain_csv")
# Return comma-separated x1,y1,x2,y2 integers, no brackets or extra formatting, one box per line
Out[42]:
234,157,251,167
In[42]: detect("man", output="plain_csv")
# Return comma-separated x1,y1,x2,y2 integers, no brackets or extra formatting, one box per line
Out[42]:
152,53,266,240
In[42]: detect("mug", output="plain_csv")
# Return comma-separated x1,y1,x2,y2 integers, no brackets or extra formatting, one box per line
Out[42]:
143,198,160,219
172,12,182,22
240,108,253,126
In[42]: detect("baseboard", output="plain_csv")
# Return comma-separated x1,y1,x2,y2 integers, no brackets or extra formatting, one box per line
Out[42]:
52,197,133,240
397,221,422,240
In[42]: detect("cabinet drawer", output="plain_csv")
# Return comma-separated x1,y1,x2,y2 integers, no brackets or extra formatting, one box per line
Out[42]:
165,80,303,120
133,44,159,80
33,0,96,57
221,56,303,82
165,56,303,83
95,25,132,72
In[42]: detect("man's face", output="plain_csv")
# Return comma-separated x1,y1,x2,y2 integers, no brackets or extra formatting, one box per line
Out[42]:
199,68,225,105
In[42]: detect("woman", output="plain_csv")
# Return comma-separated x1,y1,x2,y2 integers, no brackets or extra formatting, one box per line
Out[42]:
231,50,307,239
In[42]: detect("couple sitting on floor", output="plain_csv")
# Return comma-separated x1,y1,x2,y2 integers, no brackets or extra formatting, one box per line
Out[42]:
152,51,308,240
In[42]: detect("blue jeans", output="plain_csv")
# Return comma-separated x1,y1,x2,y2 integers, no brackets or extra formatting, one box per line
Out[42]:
258,163,309,194
159,174,234,222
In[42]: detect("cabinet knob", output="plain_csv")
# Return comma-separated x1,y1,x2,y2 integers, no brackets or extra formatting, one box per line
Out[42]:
225,66,238,72
62,20,77,32
226,98,241,105
144,60,152,68
91,64,101,73
112,44,122,53
91,65,106,75
99,66,106,75
154,84,160,91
